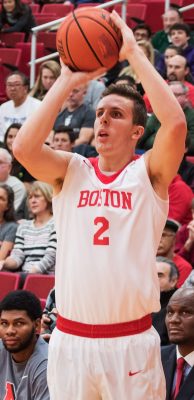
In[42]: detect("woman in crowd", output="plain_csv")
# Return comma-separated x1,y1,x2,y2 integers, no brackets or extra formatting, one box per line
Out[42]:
0,184,18,260
0,181,56,275
0,0,36,40
3,123,35,189
30,60,61,101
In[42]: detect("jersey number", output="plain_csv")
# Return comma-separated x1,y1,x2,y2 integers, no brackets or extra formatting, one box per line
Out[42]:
3,382,15,400
93,217,109,245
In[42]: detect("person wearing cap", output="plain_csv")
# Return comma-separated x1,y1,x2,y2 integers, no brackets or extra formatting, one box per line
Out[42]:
157,218,192,287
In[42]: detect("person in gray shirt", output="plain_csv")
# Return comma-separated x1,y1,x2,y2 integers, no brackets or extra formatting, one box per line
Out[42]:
0,290,50,400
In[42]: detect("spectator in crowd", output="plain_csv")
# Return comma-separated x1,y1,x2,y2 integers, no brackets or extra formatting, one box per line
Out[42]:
161,288,194,400
52,126,75,152
162,44,183,78
133,23,165,76
0,290,50,400
3,123,35,186
30,60,61,101
40,287,56,342
138,81,194,153
151,7,183,53
0,71,41,142
114,74,137,89
168,173,194,225
178,136,194,188
84,79,106,110
0,148,26,214
52,126,98,157
143,55,194,113
0,184,18,260
152,256,179,346
0,0,36,40
157,218,192,288
0,181,56,277
169,23,194,78
53,83,95,145
175,198,194,268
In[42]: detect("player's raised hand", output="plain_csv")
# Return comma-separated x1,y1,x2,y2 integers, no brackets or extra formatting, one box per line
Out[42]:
110,10,138,61
59,59,106,88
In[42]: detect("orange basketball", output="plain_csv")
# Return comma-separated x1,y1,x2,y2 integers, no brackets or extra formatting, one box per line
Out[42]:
56,7,122,72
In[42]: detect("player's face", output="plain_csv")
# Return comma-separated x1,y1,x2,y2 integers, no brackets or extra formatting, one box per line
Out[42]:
0,310,39,356
166,291,194,349
94,94,142,157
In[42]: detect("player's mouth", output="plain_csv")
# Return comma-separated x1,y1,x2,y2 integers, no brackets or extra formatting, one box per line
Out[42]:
98,130,109,138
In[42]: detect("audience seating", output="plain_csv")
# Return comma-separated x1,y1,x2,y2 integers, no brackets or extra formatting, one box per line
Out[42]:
30,3,40,14
0,32,25,48
41,3,74,17
34,13,57,26
141,0,165,32
37,31,57,54
0,272,20,301
0,48,22,99
22,274,55,302
113,3,147,27
16,42,44,77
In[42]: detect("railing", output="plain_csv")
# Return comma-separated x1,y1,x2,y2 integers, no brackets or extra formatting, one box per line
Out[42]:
30,0,127,87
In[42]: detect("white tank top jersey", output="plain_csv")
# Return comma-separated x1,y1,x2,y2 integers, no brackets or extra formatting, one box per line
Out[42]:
52,153,169,325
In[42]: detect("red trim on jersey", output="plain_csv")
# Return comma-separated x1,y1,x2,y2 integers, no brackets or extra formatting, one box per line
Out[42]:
88,155,140,184
56,314,152,338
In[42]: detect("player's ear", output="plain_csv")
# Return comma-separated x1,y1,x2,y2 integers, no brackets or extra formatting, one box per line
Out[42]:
34,318,41,334
131,126,144,140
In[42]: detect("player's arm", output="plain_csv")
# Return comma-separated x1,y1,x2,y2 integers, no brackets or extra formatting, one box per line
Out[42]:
12,65,105,188
111,11,187,198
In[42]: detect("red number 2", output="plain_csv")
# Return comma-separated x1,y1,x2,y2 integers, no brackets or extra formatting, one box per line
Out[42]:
93,217,109,245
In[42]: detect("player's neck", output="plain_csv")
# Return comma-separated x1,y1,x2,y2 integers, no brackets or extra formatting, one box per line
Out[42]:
98,152,135,172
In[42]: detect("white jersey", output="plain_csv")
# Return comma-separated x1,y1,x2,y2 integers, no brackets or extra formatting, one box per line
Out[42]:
52,154,168,324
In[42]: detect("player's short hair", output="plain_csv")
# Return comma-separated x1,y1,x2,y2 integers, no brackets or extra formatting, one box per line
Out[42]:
101,84,147,127
156,256,179,280
169,23,190,37
0,290,42,320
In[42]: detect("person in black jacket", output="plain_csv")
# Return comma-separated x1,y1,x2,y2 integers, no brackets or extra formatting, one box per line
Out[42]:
0,0,36,40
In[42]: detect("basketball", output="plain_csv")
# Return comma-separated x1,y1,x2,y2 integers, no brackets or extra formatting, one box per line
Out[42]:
56,7,122,72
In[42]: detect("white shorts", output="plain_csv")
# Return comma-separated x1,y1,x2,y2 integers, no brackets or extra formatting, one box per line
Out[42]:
47,326,166,400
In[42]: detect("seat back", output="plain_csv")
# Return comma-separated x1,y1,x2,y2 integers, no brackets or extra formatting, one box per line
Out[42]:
0,272,20,301
16,42,44,76
41,3,74,17
0,32,25,48
37,31,57,54
23,274,55,301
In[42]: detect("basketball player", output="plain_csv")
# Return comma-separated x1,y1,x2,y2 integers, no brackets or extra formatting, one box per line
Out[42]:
12,11,186,400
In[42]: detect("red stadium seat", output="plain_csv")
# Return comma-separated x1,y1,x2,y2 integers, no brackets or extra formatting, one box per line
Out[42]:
0,48,22,98
0,272,20,301
30,3,40,13
140,0,165,32
34,13,57,26
41,3,74,17
22,274,55,301
37,31,57,55
186,156,194,164
16,42,44,77
0,32,25,48
113,3,147,28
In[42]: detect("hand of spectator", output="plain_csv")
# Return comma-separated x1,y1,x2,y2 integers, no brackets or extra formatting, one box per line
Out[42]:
28,265,40,274
41,332,51,342
41,313,52,333
187,220,194,242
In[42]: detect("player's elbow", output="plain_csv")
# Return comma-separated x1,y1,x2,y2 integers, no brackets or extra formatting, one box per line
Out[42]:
172,113,187,140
